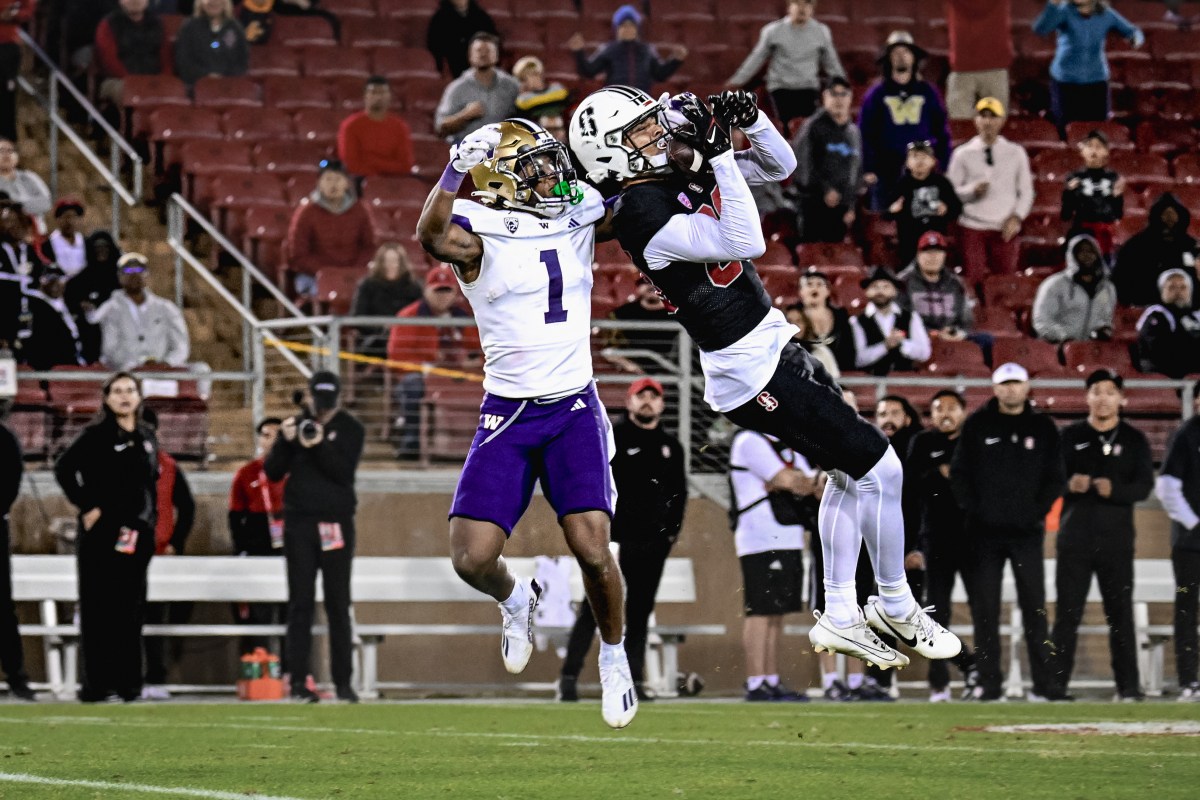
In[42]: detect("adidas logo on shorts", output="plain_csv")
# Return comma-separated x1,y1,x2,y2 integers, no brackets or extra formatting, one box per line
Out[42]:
570,399,587,411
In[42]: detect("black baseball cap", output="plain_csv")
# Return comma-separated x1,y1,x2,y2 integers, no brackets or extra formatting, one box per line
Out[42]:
1085,368,1123,391
309,370,341,401
823,76,852,93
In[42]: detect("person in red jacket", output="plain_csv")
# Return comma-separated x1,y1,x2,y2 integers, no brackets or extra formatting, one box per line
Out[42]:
337,76,416,179
386,265,481,458
93,0,174,106
0,0,32,142
944,0,1013,120
285,159,377,300
140,407,195,701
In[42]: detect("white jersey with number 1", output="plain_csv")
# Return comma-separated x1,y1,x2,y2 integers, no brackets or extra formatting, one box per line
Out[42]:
450,184,606,399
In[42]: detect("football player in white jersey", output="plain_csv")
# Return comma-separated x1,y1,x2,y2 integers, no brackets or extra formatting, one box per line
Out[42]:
416,119,637,728
570,87,961,671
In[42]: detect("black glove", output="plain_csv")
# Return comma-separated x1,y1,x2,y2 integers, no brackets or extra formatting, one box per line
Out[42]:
708,90,759,130
675,94,731,159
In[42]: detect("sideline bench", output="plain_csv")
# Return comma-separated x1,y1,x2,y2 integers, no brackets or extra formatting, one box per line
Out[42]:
12,555,722,700
786,558,1181,696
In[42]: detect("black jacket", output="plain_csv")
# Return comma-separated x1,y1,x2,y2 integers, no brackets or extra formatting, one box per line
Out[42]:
16,291,84,369
54,413,159,532
263,408,364,518
1161,417,1200,553
905,429,965,553
890,171,962,264
1112,193,1198,307
1135,303,1200,378
610,415,687,546
426,0,497,77
1061,166,1124,227
0,422,20,518
1058,419,1153,549
950,399,1065,534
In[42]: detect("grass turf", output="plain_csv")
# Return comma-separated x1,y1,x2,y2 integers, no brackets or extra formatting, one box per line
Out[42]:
0,700,1195,798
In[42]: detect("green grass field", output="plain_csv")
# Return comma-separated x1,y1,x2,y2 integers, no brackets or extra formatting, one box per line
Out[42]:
0,699,1196,799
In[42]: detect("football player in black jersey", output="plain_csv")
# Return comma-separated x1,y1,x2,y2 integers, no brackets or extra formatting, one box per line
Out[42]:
570,86,961,669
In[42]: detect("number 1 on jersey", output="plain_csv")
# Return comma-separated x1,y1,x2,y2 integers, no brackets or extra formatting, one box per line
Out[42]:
540,249,568,324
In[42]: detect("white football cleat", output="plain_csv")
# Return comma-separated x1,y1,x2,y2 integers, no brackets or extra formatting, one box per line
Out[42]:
600,653,638,729
864,597,962,660
808,610,909,670
499,578,541,674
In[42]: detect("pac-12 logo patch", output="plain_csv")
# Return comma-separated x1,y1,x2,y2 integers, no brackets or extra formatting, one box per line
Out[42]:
756,392,778,412
677,193,692,210
504,217,519,233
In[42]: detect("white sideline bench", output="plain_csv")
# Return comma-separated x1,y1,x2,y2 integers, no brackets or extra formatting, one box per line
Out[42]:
12,555,723,700
785,558,1182,696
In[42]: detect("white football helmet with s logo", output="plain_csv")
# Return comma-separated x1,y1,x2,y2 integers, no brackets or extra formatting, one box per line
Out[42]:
569,85,672,184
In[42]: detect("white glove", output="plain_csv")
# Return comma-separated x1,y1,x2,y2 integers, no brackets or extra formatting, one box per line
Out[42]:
450,124,501,173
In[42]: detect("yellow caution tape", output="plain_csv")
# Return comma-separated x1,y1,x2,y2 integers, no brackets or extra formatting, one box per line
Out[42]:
264,337,485,383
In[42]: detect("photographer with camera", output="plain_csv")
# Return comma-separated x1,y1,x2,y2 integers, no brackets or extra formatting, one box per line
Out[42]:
263,371,365,703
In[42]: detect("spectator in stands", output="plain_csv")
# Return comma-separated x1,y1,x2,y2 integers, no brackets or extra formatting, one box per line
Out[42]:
785,303,839,378
944,0,1013,120
426,0,497,78
1135,269,1200,378
1033,0,1144,132
386,265,481,459
538,113,567,144
1164,0,1199,27
61,0,118,84
0,199,45,278
728,426,816,702
851,266,932,375
950,361,1068,701
285,160,377,300
905,389,980,701
0,414,33,701
875,394,923,470
513,56,569,121
792,77,860,244
859,30,951,211
94,0,172,106
794,267,856,371
351,243,423,359
725,0,845,129
18,265,86,369
1053,368,1153,702
337,77,415,179
889,141,962,264
89,252,190,371
174,0,249,88
947,97,1033,287
54,372,159,703
68,230,121,314
1112,193,1198,307
140,407,196,702
607,279,677,374
228,417,287,655
897,231,975,343
39,197,88,279
1031,233,1116,343
1061,129,1125,261
568,5,686,94
434,32,519,144
239,0,340,46
0,140,51,233
1156,386,1200,701
0,1,32,142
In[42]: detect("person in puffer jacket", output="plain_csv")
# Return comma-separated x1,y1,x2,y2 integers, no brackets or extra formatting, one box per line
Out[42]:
1031,233,1116,343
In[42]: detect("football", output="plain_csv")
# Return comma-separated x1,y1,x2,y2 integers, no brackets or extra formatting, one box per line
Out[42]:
667,136,705,174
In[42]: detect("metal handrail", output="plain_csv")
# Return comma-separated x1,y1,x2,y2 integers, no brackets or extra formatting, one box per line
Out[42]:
16,29,143,240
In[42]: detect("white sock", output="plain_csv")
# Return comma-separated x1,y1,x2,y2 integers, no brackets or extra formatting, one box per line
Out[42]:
847,673,864,690
599,639,625,667
822,671,839,690
499,579,527,615
747,675,766,690
765,674,779,687
818,469,864,627
855,447,917,619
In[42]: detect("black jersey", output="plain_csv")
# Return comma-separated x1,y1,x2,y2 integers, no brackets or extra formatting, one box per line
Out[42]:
613,172,773,352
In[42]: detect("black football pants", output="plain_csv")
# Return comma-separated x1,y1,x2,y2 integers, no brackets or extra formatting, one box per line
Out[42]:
284,514,354,691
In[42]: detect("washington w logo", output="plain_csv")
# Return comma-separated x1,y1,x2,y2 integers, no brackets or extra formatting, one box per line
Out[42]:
482,414,506,431
883,95,927,125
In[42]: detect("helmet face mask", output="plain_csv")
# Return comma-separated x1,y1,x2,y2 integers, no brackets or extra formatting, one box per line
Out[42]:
470,119,583,217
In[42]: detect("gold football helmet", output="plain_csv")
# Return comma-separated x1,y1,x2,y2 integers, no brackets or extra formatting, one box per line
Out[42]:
469,119,582,217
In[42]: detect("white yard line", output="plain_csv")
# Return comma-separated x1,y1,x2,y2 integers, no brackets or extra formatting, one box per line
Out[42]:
0,771,307,800
0,715,1195,759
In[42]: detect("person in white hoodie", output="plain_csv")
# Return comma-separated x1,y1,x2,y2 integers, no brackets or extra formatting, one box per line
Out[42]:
1031,233,1116,343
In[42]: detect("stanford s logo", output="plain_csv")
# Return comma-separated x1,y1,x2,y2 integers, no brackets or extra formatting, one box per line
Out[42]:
482,414,506,431
756,392,779,412
883,95,927,125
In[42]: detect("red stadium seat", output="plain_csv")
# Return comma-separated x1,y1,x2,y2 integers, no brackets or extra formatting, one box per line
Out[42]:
324,0,377,18
1136,120,1198,158
223,107,295,144
923,337,988,376
371,47,439,81
301,46,372,80
247,46,302,78
47,365,110,451
315,268,363,315
211,173,290,241
261,76,332,110
1005,117,1064,153
1061,339,1134,375
831,275,868,314
757,264,798,305
327,77,369,111
1173,153,1200,184
243,205,294,279
401,73,446,114
1032,149,1083,183
254,140,331,177
291,108,345,146
1109,152,1173,192
1171,184,1200,218
273,15,337,47
973,305,1022,337
1150,28,1200,61
179,141,254,205
121,74,189,136
146,106,223,171
983,273,1043,312
992,337,1065,376
341,17,405,49
1064,121,1132,150
795,242,864,267
759,239,794,267
420,375,486,462
193,76,262,108
361,176,430,214
1159,88,1198,122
